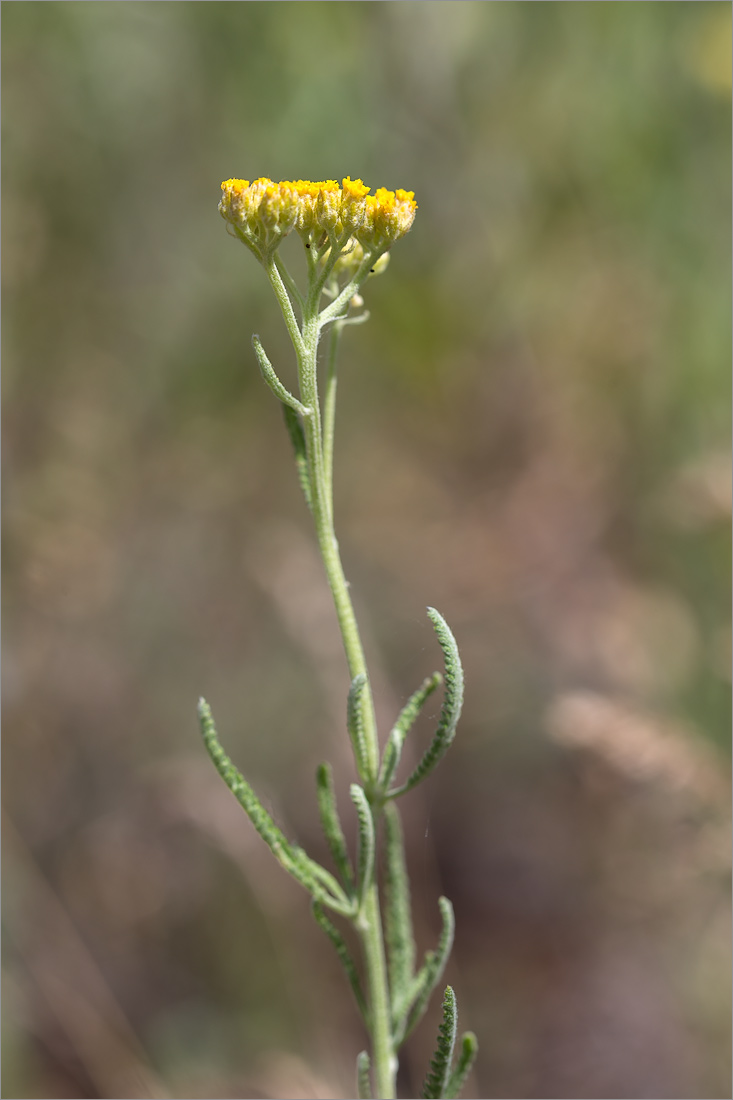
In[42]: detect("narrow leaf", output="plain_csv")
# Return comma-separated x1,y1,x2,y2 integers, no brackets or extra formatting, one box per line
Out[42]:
347,673,370,780
340,309,371,328
199,698,293,861
282,404,312,511
252,334,311,416
273,252,305,312
297,849,353,912
316,763,355,893
356,1051,372,1100
350,784,375,913
383,803,415,1016
379,673,442,792
198,699,348,913
395,895,455,1046
388,609,464,799
421,986,457,1100
311,901,368,1023
445,1032,478,1100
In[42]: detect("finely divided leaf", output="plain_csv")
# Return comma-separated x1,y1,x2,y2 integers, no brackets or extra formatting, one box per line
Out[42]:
350,784,375,913
388,609,463,799
383,803,415,1017
421,986,457,1100
311,901,368,1022
282,404,312,510
253,334,310,416
445,1032,479,1100
198,699,349,914
316,762,354,893
347,673,370,780
299,853,353,910
394,895,455,1046
379,673,442,792
199,698,291,859
356,1051,372,1100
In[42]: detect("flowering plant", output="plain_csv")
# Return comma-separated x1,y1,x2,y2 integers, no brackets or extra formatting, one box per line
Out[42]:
201,177,477,1100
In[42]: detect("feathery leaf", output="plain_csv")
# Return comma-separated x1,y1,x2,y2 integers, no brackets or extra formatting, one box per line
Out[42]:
282,404,313,510
394,895,455,1045
388,609,463,799
311,901,368,1022
252,334,311,416
350,784,375,914
356,1051,372,1100
347,673,370,780
378,673,442,792
298,851,353,911
198,699,350,914
445,1032,478,1099
421,986,457,1099
316,762,355,893
383,803,415,1016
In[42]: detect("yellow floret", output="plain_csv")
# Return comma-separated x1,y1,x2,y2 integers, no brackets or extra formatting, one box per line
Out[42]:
363,187,417,246
219,177,417,260
340,177,372,234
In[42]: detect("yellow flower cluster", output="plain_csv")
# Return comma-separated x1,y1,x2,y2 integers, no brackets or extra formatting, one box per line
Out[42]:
219,176,417,258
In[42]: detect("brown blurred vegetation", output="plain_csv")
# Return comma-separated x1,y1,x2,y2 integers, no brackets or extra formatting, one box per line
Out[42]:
3,4,731,1098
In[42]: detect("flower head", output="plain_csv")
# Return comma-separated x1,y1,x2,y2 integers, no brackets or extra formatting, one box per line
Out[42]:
340,177,371,236
220,177,417,263
359,188,417,249
219,177,300,259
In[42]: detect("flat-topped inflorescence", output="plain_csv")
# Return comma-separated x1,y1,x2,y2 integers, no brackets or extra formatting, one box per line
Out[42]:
219,176,417,262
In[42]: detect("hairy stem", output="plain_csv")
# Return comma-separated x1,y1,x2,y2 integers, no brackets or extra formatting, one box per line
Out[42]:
297,314,380,782
276,271,395,1097
360,882,397,1100
322,319,343,515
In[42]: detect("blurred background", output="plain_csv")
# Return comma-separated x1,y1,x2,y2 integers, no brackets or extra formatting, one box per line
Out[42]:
3,4,731,1098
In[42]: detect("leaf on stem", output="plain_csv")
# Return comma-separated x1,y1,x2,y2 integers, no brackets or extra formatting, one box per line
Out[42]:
316,762,355,893
383,803,415,1017
350,784,375,914
273,252,305,312
421,986,457,1100
198,699,350,914
282,404,312,511
445,1032,479,1100
339,309,371,328
394,895,455,1046
378,673,442,792
252,334,311,417
299,854,354,910
388,609,463,799
356,1051,373,1100
347,673,370,781
311,901,368,1023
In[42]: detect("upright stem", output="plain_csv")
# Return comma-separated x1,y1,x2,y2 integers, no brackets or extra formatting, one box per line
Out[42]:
266,256,396,1097
300,323,395,1098
322,319,342,516
297,313,379,781
360,883,397,1100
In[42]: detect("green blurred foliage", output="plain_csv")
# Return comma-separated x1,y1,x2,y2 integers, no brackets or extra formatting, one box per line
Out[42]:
3,4,730,1099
